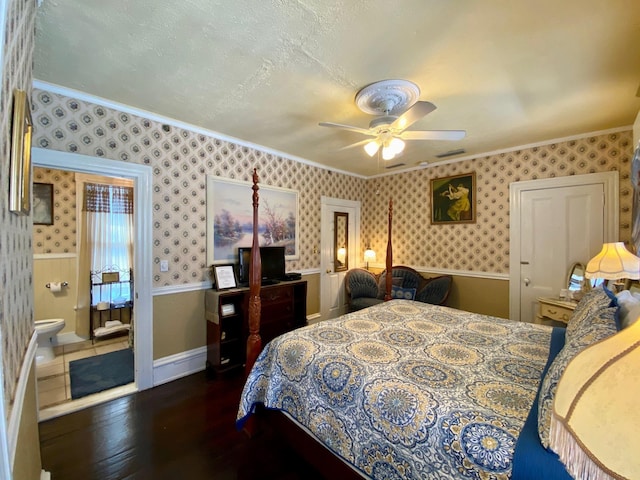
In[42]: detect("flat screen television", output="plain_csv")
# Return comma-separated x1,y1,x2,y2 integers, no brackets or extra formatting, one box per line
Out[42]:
237,246,286,285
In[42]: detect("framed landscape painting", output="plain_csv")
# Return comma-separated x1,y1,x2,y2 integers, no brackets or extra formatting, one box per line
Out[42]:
206,176,299,264
431,172,476,224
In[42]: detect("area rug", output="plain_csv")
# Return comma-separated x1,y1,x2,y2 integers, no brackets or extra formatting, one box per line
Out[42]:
70,348,134,400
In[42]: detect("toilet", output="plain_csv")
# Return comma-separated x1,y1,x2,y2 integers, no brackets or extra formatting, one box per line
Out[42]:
35,318,65,364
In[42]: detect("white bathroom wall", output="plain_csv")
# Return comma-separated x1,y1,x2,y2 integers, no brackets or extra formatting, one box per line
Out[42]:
33,254,81,338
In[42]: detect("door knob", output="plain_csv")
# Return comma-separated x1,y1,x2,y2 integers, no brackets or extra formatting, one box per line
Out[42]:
524,278,530,286
326,269,332,274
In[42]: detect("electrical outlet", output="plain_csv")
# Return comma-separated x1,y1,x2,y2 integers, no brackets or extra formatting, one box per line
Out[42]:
160,260,169,272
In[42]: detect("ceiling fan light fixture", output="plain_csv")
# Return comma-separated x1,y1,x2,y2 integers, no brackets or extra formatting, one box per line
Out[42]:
364,140,380,157
382,145,395,160
389,138,405,154
320,79,463,163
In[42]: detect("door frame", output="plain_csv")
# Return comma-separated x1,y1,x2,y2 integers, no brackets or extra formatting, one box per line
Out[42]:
32,147,154,391
320,197,361,320
509,172,618,321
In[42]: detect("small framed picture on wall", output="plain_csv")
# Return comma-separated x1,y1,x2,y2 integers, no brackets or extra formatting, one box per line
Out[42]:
33,182,54,225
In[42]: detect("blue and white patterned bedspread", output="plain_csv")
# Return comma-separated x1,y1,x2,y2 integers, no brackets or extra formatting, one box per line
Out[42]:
237,300,553,480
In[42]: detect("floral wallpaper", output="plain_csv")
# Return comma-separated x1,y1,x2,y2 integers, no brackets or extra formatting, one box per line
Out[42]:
31,88,367,286
1,0,36,412
32,167,76,254
363,132,632,273
31,85,632,283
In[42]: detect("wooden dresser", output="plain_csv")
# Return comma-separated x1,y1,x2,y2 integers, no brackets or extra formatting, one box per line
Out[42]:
205,280,307,375
536,296,577,326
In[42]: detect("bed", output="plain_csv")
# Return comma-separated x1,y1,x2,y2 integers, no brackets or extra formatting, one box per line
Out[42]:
235,171,619,479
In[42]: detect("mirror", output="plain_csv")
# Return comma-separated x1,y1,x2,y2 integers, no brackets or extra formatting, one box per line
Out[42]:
334,212,348,272
567,262,586,291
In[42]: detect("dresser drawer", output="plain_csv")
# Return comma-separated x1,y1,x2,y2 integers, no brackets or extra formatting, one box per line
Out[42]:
262,302,293,324
261,286,293,304
539,302,573,323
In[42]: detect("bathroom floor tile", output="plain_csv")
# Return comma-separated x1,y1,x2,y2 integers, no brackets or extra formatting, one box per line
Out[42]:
65,374,71,399
95,342,127,355
38,375,66,393
36,358,64,380
39,386,68,409
36,361,64,379
63,340,93,354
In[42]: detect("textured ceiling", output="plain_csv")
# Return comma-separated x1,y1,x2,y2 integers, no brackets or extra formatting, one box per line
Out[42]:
34,1,640,177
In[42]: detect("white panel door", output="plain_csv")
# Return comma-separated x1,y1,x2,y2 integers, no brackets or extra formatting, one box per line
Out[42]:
320,197,360,321
518,183,604,323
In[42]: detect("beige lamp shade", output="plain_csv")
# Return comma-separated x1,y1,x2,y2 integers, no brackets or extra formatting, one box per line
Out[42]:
364,248,376,262
584,242,640,280
550,319,640,479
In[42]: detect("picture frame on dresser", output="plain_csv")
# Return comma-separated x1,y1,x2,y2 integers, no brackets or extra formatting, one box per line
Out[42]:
431,172,476,224
8,89,33,215
213,264,237,290
205,175,299,264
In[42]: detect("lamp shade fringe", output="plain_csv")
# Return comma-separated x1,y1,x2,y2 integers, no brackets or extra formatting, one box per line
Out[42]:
550,414,617,480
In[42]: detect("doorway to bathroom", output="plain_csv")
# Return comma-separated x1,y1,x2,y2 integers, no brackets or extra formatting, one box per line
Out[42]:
32,148,153,420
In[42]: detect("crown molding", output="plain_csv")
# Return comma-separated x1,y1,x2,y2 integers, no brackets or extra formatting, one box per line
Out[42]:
32,79,367,180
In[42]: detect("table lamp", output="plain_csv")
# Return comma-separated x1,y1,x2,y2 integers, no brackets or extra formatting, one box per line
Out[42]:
550,318,640,478
363,247,376,270
549,242,640,478
584,242,640,290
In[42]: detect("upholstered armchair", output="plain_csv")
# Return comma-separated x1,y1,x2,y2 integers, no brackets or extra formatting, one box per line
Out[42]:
345,268,383,312
346,266,453,311
415,275,453,305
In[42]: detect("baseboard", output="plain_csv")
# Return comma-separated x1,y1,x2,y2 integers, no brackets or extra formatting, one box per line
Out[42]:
153,346,207,387
307,313,322,325
7,333,37,470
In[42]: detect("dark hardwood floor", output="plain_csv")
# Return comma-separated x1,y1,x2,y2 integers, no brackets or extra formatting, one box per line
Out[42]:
39,371,325,479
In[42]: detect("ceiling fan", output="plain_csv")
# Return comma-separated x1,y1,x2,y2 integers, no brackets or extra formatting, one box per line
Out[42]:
319,79,466,160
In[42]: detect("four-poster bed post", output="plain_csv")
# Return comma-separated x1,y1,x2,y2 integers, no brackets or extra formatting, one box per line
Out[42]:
384,198,393,301
243,190,395,375
245,169,262,376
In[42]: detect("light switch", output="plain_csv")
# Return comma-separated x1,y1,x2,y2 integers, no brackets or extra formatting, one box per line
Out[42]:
160,260,169,272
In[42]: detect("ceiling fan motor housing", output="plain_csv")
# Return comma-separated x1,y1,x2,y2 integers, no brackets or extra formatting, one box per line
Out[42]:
369,115,398,130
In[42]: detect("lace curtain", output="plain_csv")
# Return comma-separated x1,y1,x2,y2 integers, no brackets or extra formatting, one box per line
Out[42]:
75,178,134,340
83,183,134,293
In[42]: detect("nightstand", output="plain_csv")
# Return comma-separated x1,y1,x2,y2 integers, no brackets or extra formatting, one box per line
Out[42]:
537,297,577,325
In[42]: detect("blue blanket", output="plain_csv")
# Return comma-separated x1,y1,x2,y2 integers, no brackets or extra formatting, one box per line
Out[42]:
511,327,571,479
238,301,561,479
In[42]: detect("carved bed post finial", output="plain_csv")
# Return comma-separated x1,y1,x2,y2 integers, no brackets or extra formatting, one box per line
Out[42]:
245,168,262,376
385,198,393,301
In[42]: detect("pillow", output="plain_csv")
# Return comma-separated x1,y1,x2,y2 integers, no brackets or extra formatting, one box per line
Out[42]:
391,285,417,300
616,290,640,329
537,306,618,449
377,276,403,299
566,286,617,339
622,304,640,329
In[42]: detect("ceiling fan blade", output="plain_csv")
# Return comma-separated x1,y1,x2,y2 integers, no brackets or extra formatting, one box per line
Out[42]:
318,121,373,136
338,139,373,151
390,101,437,131
400,130,466,141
